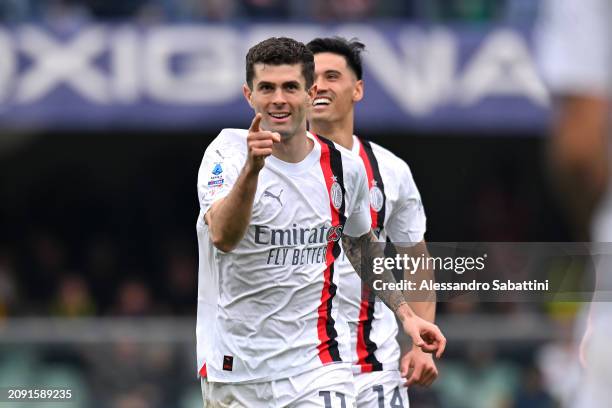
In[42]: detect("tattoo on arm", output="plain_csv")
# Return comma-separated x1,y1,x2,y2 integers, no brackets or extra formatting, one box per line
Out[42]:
342,232,408,313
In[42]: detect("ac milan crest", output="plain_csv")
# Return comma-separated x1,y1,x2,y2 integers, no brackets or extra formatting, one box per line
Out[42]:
330,180,343,210
369,184,384,212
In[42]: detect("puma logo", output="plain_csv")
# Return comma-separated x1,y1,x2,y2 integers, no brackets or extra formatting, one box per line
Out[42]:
262,189,283,207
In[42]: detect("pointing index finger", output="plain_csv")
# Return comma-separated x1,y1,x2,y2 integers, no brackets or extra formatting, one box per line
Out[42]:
250,113,262,132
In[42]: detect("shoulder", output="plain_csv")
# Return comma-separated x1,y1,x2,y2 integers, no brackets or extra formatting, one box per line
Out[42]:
204,128,248,157
362,138,412,177
199,129,248,172
214,128,248,147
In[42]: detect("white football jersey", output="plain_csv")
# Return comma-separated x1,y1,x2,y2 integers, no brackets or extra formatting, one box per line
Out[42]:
196,129,371,383
337,135,427,374
537,0,612,97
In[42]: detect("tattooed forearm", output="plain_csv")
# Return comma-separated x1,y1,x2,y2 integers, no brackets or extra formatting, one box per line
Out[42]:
341,231,409,314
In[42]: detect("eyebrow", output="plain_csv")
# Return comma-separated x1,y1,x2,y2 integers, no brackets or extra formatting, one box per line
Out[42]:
282,80,301,87
257,81,274,88
257,80,301,88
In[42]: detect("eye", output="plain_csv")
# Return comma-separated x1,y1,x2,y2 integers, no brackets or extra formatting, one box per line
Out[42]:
259,84,273,92
327,73,339,80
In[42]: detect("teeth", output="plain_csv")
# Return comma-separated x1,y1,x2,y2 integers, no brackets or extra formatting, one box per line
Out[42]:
270,113,290,118
313,98,331,106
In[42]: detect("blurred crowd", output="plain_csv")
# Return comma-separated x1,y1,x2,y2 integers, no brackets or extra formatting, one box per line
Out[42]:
0,0,538,23
0,232,195,319
0,229,201,407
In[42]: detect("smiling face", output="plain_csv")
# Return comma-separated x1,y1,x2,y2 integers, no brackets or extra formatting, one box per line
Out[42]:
310,52,363,124
243,63,316,139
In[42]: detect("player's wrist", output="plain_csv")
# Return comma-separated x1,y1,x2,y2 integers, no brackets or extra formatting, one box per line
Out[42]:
243,160,263,177
395,302,415,320
411,343,433,356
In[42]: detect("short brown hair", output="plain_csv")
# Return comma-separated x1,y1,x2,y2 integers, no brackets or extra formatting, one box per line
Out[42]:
245,37,315,89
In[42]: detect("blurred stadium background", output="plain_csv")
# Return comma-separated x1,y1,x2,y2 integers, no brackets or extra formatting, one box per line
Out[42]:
0,0,587,407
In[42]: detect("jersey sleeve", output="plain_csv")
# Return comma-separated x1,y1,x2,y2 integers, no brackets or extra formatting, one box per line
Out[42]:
536,0,612,96
385,160,426,244
197,132,245,215
343,160,372,238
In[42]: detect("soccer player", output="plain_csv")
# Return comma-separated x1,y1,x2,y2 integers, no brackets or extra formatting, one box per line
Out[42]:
307,37,439,407
537,1,611,407
196,37,445,406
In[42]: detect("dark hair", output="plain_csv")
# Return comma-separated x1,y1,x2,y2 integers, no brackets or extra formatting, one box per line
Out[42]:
306,37,365,80
245,37,315,89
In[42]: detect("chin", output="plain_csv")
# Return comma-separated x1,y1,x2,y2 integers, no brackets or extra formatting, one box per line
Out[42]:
311,112,332,122
279,124,301,139
264,123,284,134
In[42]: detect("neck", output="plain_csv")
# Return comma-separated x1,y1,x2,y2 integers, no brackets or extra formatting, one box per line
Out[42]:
272,126,313,163
309,112,354,150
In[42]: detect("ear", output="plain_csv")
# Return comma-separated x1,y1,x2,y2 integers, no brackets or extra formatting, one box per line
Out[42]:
243,84,253,108
353,79,364,103
307,83,318,101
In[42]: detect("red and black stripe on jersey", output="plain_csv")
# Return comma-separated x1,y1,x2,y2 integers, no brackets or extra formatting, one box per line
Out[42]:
356,136,386,373
358,137,386,236
314,134,347,364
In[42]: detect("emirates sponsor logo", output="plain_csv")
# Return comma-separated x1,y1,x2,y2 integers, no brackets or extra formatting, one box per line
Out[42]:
254,224,343,246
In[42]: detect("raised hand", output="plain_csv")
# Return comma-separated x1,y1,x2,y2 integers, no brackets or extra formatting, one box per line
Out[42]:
246,113,281,173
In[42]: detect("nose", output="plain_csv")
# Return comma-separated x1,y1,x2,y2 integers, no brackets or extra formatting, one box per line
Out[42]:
272,88,287,105
314,76,327,92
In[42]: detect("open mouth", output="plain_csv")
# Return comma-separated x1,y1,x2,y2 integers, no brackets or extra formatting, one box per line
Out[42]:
313,97,332,107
